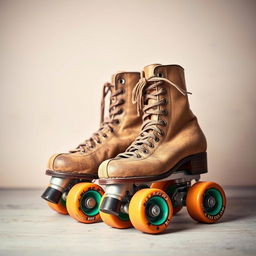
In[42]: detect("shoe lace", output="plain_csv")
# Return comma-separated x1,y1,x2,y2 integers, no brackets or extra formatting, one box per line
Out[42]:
70,82,124,153
117,75,191,158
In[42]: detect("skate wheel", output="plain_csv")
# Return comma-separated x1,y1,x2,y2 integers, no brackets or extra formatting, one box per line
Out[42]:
47,199,68,215
66,182,104,223
186,181,226,223
129,188,173,234
99,195,132,229
151,180,183,214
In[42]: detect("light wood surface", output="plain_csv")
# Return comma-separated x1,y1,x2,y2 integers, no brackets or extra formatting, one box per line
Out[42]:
0,187,255,256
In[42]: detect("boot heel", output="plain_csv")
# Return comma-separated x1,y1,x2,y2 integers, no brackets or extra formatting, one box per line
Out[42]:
188,152,208,174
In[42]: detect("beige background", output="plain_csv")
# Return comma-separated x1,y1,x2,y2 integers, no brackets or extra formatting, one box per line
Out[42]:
0,0,255,188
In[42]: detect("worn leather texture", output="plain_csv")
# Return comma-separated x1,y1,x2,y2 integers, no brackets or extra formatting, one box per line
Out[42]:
47,72,142,176
98,64,207,178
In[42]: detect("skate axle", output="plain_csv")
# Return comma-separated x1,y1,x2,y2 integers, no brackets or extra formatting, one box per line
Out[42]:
83,197,97,209
171,186,187,207
120,203,129,214
148,204,161,217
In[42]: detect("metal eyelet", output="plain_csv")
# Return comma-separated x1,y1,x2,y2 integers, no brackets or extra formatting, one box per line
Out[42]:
121,88,125,94
136,154,142,158
163,98,168,105
156,72,164,78
149,143,154,148
103,134,108,138
162,109,168,116
97,140,102,144
143,149,149,154
119,78,125,85
159,131,165,137
160,120,167,127
155,137,160,142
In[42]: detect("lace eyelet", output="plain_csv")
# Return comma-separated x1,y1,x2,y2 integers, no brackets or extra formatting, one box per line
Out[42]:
97,140,102,144
143,149,148,154
149,143,154,148
115,119,120,125
119,78,126,85
136,154,142,158
159,131,165,137
121,88,125,94
163,98,168,105
162,109,168,116
119,109,124,115
103,134,108,138
160,120,167,126
155,137,160,142
156,72,164,78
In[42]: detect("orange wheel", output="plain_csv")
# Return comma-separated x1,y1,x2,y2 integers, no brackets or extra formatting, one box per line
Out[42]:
186,181,226,223
47,200,68,215
129,188,173,234
99,195,132,229
66,182,104,223
151,180,183,214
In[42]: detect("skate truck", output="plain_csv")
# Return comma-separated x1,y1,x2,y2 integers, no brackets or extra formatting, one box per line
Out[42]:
99,152,226,234
42,174,104,222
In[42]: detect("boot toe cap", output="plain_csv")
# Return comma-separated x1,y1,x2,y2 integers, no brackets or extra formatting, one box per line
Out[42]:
47,153,73,172
98,159,113,178
98,159,131,178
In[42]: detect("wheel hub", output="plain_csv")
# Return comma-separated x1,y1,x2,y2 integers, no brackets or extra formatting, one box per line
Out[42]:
207,196,216,208
149,204,161,217
84,197,96,209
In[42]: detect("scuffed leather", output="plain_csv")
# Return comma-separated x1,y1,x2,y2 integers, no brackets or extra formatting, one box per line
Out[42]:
47,72,142,176
98,64,207,178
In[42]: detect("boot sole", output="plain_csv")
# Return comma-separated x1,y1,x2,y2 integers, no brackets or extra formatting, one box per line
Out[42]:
99,152,207,185
45,170,98,180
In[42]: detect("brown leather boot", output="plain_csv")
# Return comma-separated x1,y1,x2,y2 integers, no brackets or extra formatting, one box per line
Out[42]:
41,71,142,221
98,64,226,234
99,64,207,179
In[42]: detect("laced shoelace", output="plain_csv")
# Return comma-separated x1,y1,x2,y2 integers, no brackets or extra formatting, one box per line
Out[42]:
70,82,124,153
118,75,191,158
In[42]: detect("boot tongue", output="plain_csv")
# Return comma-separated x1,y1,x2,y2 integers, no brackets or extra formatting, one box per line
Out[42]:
109,71,123,110
108,71,126,122
143,64,161,79
143,64,162,122
111,71,126,85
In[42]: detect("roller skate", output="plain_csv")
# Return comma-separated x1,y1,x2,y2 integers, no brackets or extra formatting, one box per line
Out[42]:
41,71,142,223
98,64,226,234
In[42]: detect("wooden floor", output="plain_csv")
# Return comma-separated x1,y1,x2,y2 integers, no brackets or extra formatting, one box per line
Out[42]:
0,187,255,256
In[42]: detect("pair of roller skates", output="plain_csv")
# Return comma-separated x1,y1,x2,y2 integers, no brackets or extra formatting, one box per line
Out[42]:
42,64,226,234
